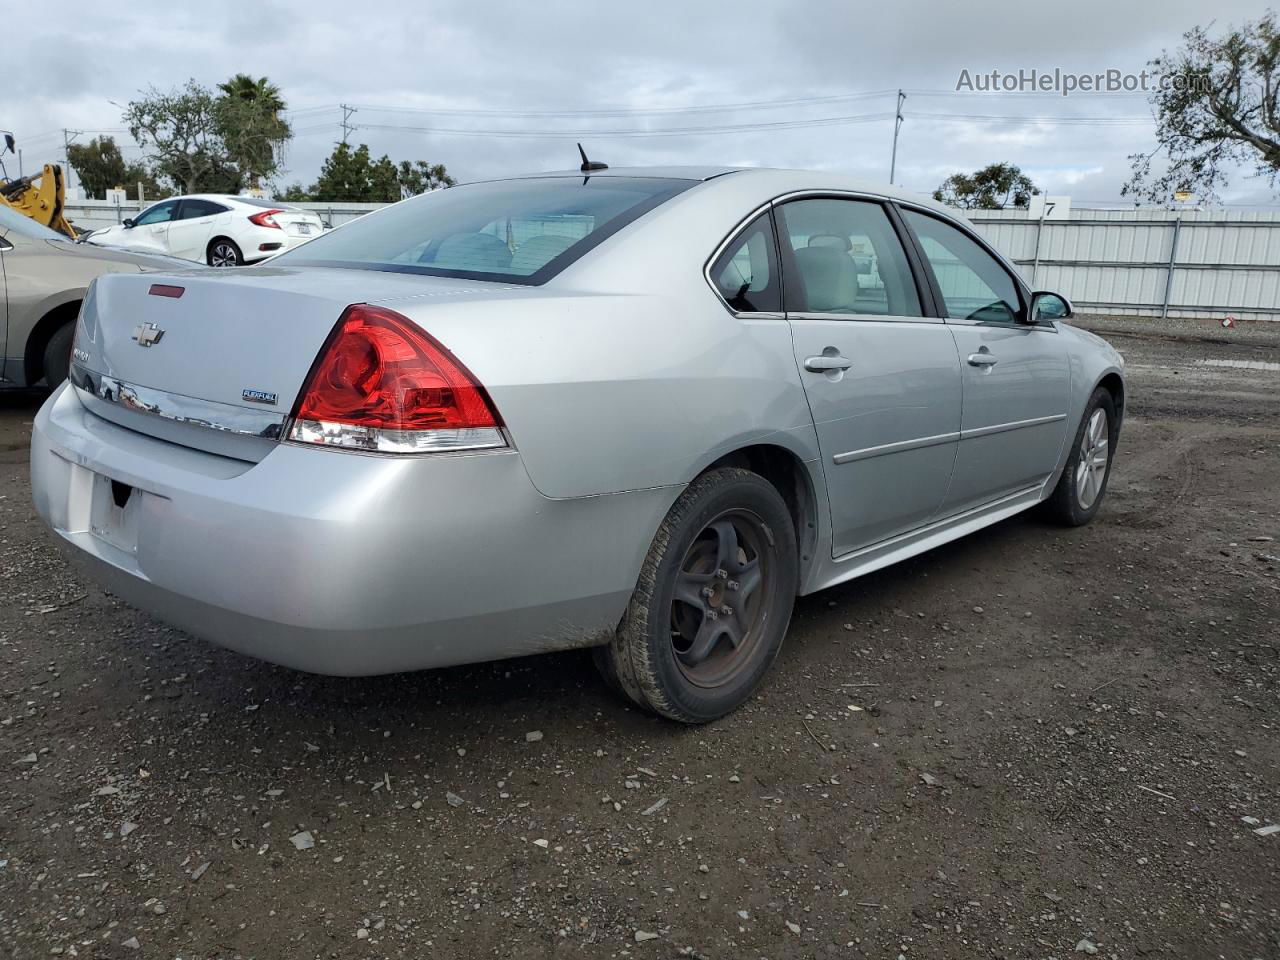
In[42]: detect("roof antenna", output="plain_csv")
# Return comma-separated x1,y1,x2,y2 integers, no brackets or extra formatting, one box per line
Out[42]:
577,142,608,172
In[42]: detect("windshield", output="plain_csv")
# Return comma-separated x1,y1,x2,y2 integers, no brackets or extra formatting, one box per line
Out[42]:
276,176,694,284
0,204,67,242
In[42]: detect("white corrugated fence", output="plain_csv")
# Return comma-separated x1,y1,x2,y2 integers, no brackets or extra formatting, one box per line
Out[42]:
966,207,1280,322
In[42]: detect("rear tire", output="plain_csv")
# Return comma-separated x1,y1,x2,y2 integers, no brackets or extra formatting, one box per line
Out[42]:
42,321,75,388
1041,387,1117,526
207,238,243,267
597,468,798,723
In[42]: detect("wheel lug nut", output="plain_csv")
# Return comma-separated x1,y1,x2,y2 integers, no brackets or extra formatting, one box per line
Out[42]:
706,610,719,621
720,605,732,616
727,580,740,591
716,569,728,580
701,586,715,599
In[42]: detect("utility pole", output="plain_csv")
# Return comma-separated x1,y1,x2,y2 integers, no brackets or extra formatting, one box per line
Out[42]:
339,104,357,145
62,128,83,194
888,89,906,186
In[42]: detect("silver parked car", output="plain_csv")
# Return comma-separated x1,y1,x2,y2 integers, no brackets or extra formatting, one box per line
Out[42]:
30,167,1125,722
0,206,180,389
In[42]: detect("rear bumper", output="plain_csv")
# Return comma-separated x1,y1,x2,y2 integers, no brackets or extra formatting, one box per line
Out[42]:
241,225,318,262
31,384,674,675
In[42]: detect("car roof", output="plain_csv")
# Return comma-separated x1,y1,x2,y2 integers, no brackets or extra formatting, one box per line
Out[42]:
468,166,954,215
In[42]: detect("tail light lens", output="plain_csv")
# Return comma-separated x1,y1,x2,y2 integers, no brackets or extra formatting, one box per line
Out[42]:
288,304,505,454
248,209,284,229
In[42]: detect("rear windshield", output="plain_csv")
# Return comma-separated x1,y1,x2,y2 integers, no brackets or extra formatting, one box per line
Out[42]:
276,176,693,284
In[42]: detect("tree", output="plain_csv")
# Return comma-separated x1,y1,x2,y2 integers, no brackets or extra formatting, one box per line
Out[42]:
278,182,313,202
217,74,285,111
124,81,228,194
397,160,455,197
67,136,161,199
1125,12,1280,202
123,76,291,194
933,162,1039,209
305,143,453,201
215,74,291,190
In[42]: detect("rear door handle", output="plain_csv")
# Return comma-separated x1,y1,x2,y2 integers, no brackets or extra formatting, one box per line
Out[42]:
967,353,998,367
804,355,853,372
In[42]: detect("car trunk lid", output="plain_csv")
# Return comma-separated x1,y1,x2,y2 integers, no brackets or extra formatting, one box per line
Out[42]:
71,266,511,461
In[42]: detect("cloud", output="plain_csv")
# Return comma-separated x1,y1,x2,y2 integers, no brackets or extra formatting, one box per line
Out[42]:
4,0,1275,204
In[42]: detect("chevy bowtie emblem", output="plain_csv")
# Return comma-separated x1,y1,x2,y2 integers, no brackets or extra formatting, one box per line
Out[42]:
132,322,165,347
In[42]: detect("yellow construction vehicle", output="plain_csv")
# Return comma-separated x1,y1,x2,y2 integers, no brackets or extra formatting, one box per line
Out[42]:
0,133,80,238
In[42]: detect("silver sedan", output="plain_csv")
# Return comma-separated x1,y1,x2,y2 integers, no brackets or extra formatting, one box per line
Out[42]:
30,166,1125,722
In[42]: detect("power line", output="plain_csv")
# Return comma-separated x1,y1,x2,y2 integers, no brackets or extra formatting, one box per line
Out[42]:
359,112,895,140
347,89,900,119
910,111,1152,125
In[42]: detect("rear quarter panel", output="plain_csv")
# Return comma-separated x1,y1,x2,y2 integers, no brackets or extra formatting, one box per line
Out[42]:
5,241,152,386
376,179,822,500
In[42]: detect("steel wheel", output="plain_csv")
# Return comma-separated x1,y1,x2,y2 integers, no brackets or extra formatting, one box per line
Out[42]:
670,509,775,689
1075,408,1110,509
209,241,241,267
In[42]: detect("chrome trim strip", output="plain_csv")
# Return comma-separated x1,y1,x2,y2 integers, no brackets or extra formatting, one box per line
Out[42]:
832,430,959,465
788,311,944,325
960,413,1066,441
70,363,286,440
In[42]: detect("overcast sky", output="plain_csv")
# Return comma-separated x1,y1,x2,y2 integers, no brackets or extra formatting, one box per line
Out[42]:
8,0,1277,205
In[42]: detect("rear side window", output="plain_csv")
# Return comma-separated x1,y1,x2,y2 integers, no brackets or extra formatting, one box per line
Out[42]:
278,176,694,285
775,198,922,317
179,199,228,219
901,209,1023,323
709,213,780,312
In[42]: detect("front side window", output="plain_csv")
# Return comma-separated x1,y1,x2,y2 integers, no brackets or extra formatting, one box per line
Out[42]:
134,200,178,226
278,176,694,284
775,198,921,317
902,210,1022,324
709,213,780,312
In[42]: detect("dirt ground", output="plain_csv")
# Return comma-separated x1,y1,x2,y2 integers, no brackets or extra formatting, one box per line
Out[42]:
1,315,1277,960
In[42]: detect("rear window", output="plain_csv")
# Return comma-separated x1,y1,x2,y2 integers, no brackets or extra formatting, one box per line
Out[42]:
276,176,693,284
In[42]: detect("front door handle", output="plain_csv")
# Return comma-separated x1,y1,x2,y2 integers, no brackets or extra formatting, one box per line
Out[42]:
967,352,998,367
804,355,853,372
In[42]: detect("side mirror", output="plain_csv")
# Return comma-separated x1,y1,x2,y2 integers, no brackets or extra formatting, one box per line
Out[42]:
1029,290,1072,323
122,218,135,228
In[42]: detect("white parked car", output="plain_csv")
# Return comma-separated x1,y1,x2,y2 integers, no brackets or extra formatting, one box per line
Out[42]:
87,195,326,266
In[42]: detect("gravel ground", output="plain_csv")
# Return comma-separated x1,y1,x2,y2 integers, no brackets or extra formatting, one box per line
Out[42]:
1,315,1277,960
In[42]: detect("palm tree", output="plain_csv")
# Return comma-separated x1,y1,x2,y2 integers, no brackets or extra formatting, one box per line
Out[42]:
217,74,285,117
216,75,289,189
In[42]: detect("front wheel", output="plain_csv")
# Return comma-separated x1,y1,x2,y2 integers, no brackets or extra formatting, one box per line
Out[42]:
207,238,243,267
1042,387,1118,526
43,321,75,388
597,468,798,723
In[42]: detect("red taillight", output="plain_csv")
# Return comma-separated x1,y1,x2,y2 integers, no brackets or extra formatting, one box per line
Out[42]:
248,208,284,229
288,304,505,454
